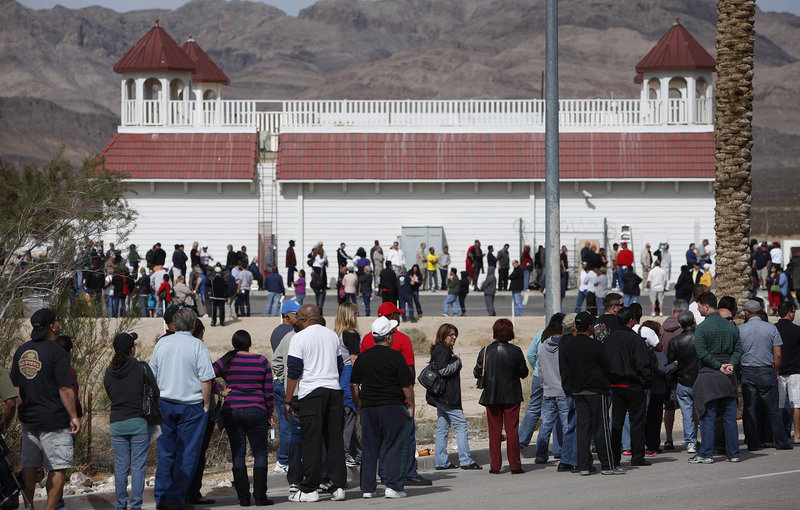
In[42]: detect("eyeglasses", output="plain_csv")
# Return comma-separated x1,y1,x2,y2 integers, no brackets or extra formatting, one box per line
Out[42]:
281,313,295,320
447,333,458,338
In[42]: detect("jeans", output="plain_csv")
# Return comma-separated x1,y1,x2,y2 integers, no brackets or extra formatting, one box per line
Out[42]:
265,291,281,317
362,293,372,316
698,396,740,459
411,290,422,316
536,397,576,467
523,269,531,290
287,265,296,288
443,294,459,316
676,383,697,444
623,294,639,306
611,269,619,288
295,294,305,305
273,379,290,465
399,294,414,321
224,407,269,468
512,291,522,316
138,295,149,317
518,376,543,447
345,293,357,304
435,406,475,467
154,401,208,505
741,366,791,450
315,289,326,315
597,301,606,315
112,433,150,510
574,290,587,313
428,270,438,290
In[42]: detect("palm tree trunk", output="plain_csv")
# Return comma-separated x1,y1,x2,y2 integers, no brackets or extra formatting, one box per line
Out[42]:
713,0,755,311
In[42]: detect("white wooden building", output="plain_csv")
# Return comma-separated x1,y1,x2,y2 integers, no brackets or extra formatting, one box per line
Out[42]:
102,18,716,282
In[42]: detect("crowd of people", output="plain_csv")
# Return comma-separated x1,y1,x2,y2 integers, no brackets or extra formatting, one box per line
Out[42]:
2,273,799,506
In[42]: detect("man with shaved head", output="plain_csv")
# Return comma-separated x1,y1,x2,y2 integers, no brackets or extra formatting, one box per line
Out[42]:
284,304,347,502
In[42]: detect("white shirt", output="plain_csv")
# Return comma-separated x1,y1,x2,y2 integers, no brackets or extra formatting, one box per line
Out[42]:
389,248,405,267
633,324,660,348
313,252,328,268
689,301,705,325
287,324,342,399
660,249,672,269
647,266,667,292
150,268,167,293
579,270,594,292
770,247,782,265
200,250,213,265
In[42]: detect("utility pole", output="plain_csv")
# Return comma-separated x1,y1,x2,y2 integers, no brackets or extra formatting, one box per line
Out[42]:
544,0,561,320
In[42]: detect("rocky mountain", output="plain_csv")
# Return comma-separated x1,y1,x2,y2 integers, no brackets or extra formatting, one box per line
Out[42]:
0,0,797,232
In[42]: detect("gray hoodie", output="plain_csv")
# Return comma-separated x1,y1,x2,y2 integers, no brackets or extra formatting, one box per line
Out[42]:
537,335,566,397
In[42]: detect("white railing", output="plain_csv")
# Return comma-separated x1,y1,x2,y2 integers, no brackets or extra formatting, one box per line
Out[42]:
121,98,713,131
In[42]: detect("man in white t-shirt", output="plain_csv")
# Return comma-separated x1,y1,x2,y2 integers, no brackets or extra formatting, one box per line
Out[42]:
388,241,406,275
574,263,592,313
646,260,668,317
284,305,346,502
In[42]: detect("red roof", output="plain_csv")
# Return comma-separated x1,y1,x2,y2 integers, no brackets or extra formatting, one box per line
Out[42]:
635,19,716,73
100,133,257,180
275,132,714,180
181,38,230,85
114,20,196,74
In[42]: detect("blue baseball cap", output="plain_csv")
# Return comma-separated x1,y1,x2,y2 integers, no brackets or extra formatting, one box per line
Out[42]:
281,300,301,314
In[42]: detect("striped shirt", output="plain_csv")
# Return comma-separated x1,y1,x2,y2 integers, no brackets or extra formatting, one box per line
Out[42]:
213,352,274,414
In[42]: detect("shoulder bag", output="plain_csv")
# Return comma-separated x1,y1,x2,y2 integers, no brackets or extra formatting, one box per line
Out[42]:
476,346,488,389
141,362,163,425
418,361,445,396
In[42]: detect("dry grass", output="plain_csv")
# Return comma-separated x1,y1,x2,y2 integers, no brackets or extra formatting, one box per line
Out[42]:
405,327,431,357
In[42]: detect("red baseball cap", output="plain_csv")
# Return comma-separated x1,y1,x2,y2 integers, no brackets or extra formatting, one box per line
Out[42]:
378,302,404,317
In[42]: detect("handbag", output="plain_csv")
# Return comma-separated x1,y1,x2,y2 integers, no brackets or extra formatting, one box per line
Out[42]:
141,362,163,425
770,284,781,293
476,346,488,389
418,362,445,396
215,395,226,431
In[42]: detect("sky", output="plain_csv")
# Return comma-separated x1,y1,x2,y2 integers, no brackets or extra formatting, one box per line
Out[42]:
15,0,800,17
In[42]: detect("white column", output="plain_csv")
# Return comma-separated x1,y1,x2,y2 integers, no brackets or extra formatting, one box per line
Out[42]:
119,80,126,125
686,75,696,124
135,77,146,126
159,77,169,126
660,75,670,124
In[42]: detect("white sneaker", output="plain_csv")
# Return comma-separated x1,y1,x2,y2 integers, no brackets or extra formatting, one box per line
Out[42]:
385,488,407,499
331,488,345,501
289,490,319,502
686,443,697,454
289,484,299,493
362,492,376,499
274,462,288,473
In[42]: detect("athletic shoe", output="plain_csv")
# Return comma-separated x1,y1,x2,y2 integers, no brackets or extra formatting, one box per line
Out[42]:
288,484,299,493
288,491,319,502
601,467,627,475
557,463,575,472
644,449,658,457
460,463,482,470
331,488,345,501
688,455,713,464
404,475,432,486
622,450,632,456
727,457,740,463
579,466,597,476
318,482,333,493
274,462,288,474
384,488,407,499
630,460,652,467
345,459,360,468
362,493,376,499
686,443,697,454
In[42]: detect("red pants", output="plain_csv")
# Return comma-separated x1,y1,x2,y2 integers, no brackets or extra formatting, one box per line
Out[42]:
768,291,781,310
486,403,521,471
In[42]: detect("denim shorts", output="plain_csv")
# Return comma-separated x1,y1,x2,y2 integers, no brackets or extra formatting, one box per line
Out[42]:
20,425,74,470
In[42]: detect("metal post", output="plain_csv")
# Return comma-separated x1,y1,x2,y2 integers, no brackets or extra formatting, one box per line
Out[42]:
544,0,561,320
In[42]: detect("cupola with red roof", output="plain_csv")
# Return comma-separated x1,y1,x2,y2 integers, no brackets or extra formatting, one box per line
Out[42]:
181,35,230,101
634,18,715,125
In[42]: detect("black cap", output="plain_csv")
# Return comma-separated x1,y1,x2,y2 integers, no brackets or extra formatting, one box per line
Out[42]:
113,332,138,353
575,311,596,332
30,308,57,340
164,304,181,325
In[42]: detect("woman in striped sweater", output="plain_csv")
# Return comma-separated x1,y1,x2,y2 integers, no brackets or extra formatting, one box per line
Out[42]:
213,330,274,506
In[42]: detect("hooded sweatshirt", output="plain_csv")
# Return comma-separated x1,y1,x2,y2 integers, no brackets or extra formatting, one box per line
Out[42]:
104,357,159,434
538,335,566,397
659,315,682,354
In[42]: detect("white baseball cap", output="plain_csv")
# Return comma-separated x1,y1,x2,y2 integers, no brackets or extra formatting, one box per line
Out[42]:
371,316,399,337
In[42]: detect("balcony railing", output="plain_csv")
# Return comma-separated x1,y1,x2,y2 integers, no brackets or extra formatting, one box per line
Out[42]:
120,98,713,133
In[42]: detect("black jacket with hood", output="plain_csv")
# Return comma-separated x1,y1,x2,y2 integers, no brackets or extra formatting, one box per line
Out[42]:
104,357,159,424
604,326,652,388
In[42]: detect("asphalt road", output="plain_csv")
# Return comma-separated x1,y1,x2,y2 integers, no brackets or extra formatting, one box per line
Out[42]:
246,288,676,319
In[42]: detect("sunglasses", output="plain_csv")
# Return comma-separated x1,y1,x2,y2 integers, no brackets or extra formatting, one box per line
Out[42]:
282,312,296,320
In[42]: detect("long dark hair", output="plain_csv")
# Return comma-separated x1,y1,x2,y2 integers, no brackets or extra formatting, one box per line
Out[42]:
542,313,565,341
221,330,252,370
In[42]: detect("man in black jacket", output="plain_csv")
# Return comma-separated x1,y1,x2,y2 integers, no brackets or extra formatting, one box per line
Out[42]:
379,261,398,305
209,267,227,326
666,310,699,453
509,260,524,316
605,307,652,467
559,312,624,476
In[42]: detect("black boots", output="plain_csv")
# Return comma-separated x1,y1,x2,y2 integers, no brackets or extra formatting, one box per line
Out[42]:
232,467,251,506
252,467,273,506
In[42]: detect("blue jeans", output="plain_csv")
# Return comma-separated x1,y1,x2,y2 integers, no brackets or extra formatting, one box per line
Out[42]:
676,383,697,444
224,407,269,468
362,293,372,316
443,294,459,316
574,290,587,313
512,291,523,316
411,290,422,316
154,401,209,505
435,407,475,467
523,269,531,290
273,379,291,465
399,294,414,321
266,291,281,317
518,376,543,447
295,294,305,305
698,396,740,459
623,294,639,306
138,295,149,317
611,269,619,288
741,366,790,450
112,433,150,510
536,397,576,467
